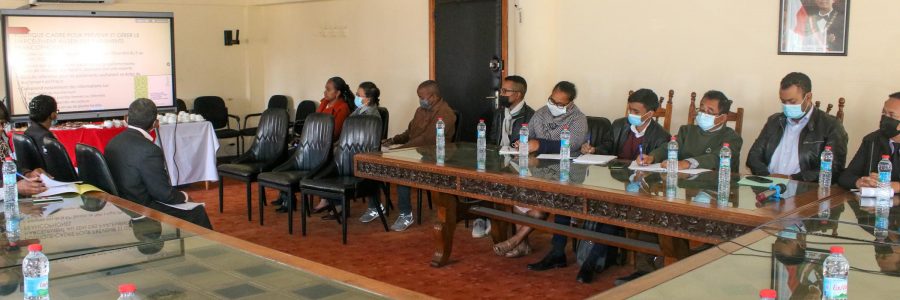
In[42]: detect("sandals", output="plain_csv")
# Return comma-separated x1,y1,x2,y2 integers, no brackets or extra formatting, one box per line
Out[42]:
493,239,519,256
505,241,532,258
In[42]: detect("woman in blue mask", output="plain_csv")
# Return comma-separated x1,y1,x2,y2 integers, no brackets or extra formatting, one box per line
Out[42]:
350,81,382,118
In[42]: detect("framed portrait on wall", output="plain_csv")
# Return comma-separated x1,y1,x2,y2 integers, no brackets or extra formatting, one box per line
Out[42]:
778,0,850,56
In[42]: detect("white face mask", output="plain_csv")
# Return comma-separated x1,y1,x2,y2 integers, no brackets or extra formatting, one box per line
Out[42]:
547,99,567,117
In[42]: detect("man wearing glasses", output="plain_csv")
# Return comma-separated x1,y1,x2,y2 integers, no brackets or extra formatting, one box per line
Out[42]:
642,90,743,170
488,75,534,147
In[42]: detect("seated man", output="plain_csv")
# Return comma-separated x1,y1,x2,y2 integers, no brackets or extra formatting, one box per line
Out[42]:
520,81,593,281
747,72,848,182
24,94,58,145
839,92,900,191
105,98,212,229
380,80,456,231
0,103,47,196
644,90,743,170
583,89,670,159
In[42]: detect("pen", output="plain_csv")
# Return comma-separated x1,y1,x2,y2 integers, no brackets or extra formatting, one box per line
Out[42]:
16,172,33,181
638,144,644,165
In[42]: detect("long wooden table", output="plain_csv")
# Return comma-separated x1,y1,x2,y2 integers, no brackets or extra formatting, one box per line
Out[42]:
354,143,846,267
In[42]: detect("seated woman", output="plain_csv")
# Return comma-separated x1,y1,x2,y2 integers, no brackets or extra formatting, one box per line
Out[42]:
351,81,382,118
309,77,353,217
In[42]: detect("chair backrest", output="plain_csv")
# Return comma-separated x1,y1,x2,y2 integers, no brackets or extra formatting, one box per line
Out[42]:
626,89,674,131
814,97,846,124
268,95,289,110
41,137,79,182
294,100,319,134
686,92,745,136
12,134,44,171
244,108,290,165
333,115,382,176
285,113,334,171
377,106,390,140
175,98,188,113
586,116,612,148
75,143,118,196
193,96,228,129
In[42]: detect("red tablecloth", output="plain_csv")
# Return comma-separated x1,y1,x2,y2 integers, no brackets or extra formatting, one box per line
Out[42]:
10,126,138,167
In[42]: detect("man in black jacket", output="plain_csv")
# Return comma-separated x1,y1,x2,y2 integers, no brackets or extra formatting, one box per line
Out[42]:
582,88,670,160
488,75,535,147
105,98,212,229
746,72,848,182
24,94,58,146
839,93,900,191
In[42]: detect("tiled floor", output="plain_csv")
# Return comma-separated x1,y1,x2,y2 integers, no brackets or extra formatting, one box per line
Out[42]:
184,181,638,299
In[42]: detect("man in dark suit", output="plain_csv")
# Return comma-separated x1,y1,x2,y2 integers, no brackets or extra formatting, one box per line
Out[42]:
105,98,212,229
24,94,58,146
839,92,900,191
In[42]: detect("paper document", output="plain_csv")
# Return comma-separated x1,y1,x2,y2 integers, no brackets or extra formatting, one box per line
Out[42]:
736,176,789,188
39,174,81,187
678,168,712,175
537,154,562,160
499,146,518,155
573,155,616,165
628,161,666,172
158,201,205,210
380,144,404,152
35,175,80,197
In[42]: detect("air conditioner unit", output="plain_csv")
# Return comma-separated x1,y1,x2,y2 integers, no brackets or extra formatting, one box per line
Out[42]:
33,0,115,4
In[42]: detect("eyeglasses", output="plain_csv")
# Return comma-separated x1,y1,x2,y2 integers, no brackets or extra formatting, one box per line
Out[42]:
694,108,722,116
547,97,567,108
500,88,521,94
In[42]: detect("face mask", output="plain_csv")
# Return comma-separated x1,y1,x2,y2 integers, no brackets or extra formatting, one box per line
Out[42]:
627,112,648,127
498,96,511,108
354,96,364,108
626,181,640,193
693,191,712,203
547,100,566,117
879,115,900,138
419,98,431,109
782,103,805,119
51,119,58,127
695,112,718,131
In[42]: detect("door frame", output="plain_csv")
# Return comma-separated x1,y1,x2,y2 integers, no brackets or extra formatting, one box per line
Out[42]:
429,0,508,80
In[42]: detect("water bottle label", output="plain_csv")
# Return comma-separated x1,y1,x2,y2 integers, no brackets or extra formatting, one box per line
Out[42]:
877,216,888,229
24,276,49,297
478,131,485,138
561,140,569,149
520,135,528,144
821,161,832,171
777,230,797,239
822,277,848,299
437,128,444,136
668,150,677,160
719,158,730,168
880,171,891,183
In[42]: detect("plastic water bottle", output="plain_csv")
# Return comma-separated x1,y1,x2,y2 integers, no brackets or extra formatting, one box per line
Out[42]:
665,173,677,199
822,246,849,300
3,157,17,206
23,244,50,300
518,123,529,157
666,136,678,175
819,146,834,187
476,119,486,170
875,200,889,240
759,289,776,300
4,203,19,246
559,158,570,182
118,283,141,300
717,143,732,199
436,117,445,164
559,125,571,160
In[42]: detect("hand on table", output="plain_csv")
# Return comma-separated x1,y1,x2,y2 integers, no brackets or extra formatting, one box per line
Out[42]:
580,143,595,154
25,168,51,179
511,140,540,154
636,155,654,166
17,175,47,196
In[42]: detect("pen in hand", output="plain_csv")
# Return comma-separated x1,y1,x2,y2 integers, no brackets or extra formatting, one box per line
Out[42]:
638,144,644,166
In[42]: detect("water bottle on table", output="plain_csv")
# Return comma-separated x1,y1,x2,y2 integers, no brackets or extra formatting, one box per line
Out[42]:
518,123,529,157
3,157,17,206
822,246,849,300
819,146,834,188
118,283,141,300
666,136,678,175
436,117,445,165
717,143,732,203
23,244,49,300
759,289,776,300
559,125,570,160
476,119,486,170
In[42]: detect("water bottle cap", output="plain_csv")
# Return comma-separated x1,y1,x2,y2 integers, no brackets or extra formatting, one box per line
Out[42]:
27,244,42,252
521,123,527,126
723,143,730,147
824,146,832,150
4,157,10,161
562,125,568,130
437,117,443,121
759,289,777,298
670,136,676,141
119,283,136,293
883,154,891,159
830,246,844,254
479,118,484,122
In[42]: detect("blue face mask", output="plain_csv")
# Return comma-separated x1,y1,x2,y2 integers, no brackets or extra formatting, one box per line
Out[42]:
51,119,58,127
626,181,640,193
695,112,718,131
783,103,805,119
627,112,647,126
354,96,364,108
419,98,431,109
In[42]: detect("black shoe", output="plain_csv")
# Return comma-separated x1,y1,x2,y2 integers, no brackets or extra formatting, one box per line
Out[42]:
527,252,566,271
576,264,596,284
311,206,330,214
614,271,648,286
275,206,288,213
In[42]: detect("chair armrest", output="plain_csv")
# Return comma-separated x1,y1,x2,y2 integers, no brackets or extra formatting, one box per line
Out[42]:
243,113,262,130
228,114,241,130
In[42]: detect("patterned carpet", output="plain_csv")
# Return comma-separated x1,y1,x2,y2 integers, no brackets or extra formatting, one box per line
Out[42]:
184,181,637,299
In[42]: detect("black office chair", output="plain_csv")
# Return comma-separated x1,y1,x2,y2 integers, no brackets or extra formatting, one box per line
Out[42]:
75,143,118,196
241,95,290,137
292,100,319,138
416,110,460,224
175,98,188,113
12,134,44,171
193,96,243,156
41,137,79,182
217,108,289,221
586,116,612,150
257,113,333,233
299,115,386,244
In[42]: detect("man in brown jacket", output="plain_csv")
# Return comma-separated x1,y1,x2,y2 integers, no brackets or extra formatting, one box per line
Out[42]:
380,80,456,231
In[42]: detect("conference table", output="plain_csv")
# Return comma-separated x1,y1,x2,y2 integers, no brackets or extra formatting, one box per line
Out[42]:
597,193,900,299
353,143,847,267
0,193,426,299
11,121,219,186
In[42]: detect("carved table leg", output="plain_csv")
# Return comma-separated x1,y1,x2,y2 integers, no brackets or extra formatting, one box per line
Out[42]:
431,192,459,267
659,235,691,265
489,204,511,244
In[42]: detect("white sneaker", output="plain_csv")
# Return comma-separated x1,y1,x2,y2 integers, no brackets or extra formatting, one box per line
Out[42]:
358,204,385,223
391,213,414,232
472,219,487,238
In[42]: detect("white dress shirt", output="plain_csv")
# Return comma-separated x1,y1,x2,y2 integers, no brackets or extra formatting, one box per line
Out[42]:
500,100,526,147
768,109,813,175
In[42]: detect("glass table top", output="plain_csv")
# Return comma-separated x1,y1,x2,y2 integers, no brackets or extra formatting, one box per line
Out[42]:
630,194,900,299
0,195,193,268
0,235,384,299
377,143,826,215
